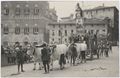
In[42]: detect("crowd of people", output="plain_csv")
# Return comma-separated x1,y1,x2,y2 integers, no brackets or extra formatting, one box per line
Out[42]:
1,42,32,66
69,31,112,59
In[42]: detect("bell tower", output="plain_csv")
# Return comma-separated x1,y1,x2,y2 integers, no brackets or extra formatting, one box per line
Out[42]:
75,3,84,36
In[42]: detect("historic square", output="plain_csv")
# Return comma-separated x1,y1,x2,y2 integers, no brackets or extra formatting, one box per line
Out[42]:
1,1,119,77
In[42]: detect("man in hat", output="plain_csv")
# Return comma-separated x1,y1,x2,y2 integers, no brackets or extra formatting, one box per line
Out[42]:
70,43,77,65
16,45,25,73
41,43,50,74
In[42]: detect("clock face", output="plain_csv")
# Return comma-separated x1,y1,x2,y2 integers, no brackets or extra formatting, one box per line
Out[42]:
76,19,83,25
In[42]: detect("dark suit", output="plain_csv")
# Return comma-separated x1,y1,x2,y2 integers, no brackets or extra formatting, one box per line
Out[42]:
71,46,77,65
41,47,50,73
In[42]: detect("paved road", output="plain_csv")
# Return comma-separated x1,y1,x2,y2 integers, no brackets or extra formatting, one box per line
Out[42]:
1,46,119,77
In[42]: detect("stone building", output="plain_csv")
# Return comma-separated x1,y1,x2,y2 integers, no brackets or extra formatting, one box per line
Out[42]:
1,1,58,47
48,18,109,44
48,3,111,44
83,6,119,41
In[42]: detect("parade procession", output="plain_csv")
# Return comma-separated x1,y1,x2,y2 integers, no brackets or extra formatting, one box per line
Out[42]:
1,1,119,77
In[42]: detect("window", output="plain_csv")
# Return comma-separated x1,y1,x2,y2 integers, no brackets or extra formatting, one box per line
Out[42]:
52,38,54,41
58,30,61,36
34,8,39,15
3,8,9,15
24,8,30,15
65,30,67,36
33,27,39,34
15,26,20,34
15,8,20,15
3,26,9,34
52,30,54,36
58,38,61,43
24,27,29,35
71,30,74,33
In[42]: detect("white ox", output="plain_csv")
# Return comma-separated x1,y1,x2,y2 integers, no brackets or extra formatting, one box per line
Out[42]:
27,44,68,70
27,45,43,70
50,44,68,70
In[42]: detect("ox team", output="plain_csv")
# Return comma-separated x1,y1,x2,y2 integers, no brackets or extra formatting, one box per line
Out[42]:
14,35,111,74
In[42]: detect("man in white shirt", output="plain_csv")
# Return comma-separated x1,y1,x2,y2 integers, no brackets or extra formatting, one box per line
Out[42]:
80,41,87,63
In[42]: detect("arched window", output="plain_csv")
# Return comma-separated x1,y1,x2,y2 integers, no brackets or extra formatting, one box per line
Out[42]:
34,8,39,15
58,30,61,36
71,30,74,34
15,8,20,15
3,24,9,34
58,38,61,44
24,4,30,15
52,30,54,36
52,38,54,41
15,26,20,34
15,24,20,34
33,24,39,34
3,6,9,15
65,30,67,36
24,24,29,35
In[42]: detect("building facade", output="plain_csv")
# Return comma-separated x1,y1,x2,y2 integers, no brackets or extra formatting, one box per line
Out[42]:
48,18,109,44
83,6,119,41
48,3,111,44
1,1,58,47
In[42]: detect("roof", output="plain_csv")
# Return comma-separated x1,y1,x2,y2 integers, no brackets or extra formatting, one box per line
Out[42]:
83,6,118,12
48,18,107,25
61,17,71,20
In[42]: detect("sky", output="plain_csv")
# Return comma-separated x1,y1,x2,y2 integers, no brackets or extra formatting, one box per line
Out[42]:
49,1,119,19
